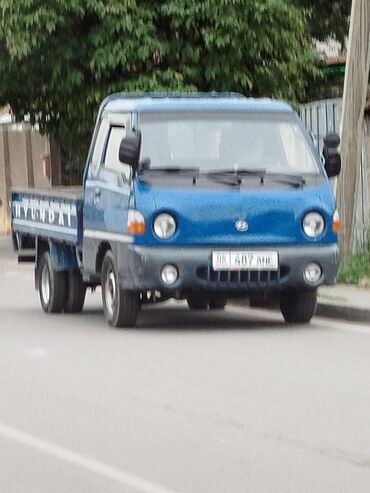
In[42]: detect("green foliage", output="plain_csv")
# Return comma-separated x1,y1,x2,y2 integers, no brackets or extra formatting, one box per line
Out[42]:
0,0,320,175
338,241,370,285
292,0,351,46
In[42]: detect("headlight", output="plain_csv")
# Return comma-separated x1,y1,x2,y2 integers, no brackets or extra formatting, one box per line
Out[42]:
302,212,325,238
154,213,176,239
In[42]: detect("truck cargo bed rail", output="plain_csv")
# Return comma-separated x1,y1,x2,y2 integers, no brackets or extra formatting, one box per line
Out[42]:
11,187,84,244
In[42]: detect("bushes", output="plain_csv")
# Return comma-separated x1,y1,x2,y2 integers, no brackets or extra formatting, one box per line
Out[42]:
0,0,320,179
338,241,370,287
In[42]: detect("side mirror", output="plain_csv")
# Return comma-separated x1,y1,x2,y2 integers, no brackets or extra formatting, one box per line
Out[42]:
118,132,141,169
323,132,341,178
139,157,151,171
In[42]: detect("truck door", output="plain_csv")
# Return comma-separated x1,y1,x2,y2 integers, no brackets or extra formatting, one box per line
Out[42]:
83,114,131,275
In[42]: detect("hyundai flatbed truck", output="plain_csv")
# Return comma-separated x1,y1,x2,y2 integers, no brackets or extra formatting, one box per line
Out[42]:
11,93,341,327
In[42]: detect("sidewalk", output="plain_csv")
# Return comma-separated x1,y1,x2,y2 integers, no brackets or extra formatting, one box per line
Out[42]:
317,284,370,323
0,234,14,261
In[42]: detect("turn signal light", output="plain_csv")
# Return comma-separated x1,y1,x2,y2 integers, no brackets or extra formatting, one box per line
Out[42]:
128,210,146,235
332,210,341,233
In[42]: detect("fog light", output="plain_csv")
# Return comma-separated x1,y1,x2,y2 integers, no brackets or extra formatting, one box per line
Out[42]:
304,263,322,283
161,265,178,285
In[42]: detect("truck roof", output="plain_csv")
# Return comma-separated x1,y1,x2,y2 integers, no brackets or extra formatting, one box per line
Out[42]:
102,92,293,114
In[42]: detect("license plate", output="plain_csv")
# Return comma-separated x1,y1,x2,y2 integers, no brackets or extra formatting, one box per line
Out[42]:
212,251,278,271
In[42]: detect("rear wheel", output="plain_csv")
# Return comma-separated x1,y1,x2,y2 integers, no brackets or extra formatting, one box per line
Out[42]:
280,288,317,324
64,271,86,313
38,251,66,313
209,296,227,310
101,250,140,327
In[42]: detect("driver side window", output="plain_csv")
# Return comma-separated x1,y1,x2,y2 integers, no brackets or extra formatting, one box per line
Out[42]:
90,118,109,175
104,126,131,180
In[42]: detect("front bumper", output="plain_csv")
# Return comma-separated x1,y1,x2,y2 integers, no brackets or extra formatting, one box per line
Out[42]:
115,243,339,293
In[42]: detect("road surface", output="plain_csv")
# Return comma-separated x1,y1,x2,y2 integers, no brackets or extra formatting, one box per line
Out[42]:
1,238,370,493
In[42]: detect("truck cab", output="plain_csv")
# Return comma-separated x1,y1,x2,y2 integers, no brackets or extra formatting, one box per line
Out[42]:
11,93,341,327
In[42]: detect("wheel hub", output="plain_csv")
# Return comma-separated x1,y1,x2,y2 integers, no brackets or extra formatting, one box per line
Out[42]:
41,264,50,305
105,269,117,318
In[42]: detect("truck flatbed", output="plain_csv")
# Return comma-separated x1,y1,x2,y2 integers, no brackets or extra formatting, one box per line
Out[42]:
11,187,84,244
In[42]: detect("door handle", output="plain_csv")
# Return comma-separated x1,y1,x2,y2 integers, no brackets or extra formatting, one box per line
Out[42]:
93,187,101,205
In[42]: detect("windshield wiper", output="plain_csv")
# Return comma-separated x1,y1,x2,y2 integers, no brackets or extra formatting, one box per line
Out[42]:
206,168,266,177
138,167,200,183
204,175,241,187
206,169,305,188
266,173,306,188
138,166,200,175
205,168,266,186
137,166,305,188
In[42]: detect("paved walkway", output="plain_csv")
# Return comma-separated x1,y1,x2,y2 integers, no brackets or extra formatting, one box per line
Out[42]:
318,284,370,323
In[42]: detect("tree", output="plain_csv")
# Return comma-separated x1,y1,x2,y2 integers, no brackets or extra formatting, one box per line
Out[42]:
0,0,320,178
293,0,351,47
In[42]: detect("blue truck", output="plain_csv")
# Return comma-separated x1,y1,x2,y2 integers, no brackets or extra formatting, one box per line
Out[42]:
11,92,341,327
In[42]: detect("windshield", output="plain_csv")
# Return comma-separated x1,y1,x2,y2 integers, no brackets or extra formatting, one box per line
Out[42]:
139,111,320,175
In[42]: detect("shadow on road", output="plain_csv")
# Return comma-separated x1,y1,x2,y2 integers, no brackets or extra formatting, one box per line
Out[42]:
79,302,306,333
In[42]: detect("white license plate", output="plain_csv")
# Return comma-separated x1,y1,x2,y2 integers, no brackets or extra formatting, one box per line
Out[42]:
212,251,278,271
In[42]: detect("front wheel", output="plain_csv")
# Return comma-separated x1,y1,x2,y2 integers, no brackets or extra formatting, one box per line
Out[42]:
280,288,317,324
101,251,140,328
38,251,66,313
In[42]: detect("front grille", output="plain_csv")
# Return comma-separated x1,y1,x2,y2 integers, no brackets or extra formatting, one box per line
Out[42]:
196,266,289,288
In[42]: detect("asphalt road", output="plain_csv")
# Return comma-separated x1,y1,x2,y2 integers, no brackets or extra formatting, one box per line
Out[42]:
1,237,370,493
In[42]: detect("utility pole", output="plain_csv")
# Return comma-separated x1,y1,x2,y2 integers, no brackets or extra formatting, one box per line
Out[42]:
337,0,370,260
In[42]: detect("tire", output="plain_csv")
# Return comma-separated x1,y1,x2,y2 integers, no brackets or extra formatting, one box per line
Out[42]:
38,251,67,313
101,250,139,327
280,288,317,324
186,293,208,310
209,296,227,310
64,271,86,313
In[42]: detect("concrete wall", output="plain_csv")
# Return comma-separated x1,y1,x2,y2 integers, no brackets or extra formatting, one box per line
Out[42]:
0,121,54,232
0,130,6,202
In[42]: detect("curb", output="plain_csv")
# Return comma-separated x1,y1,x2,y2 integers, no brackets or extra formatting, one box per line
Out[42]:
231,299,370,324
316,302,370,323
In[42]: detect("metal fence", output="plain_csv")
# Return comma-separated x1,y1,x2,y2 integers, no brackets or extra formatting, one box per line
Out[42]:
299,98,370,251
299,98,342,151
